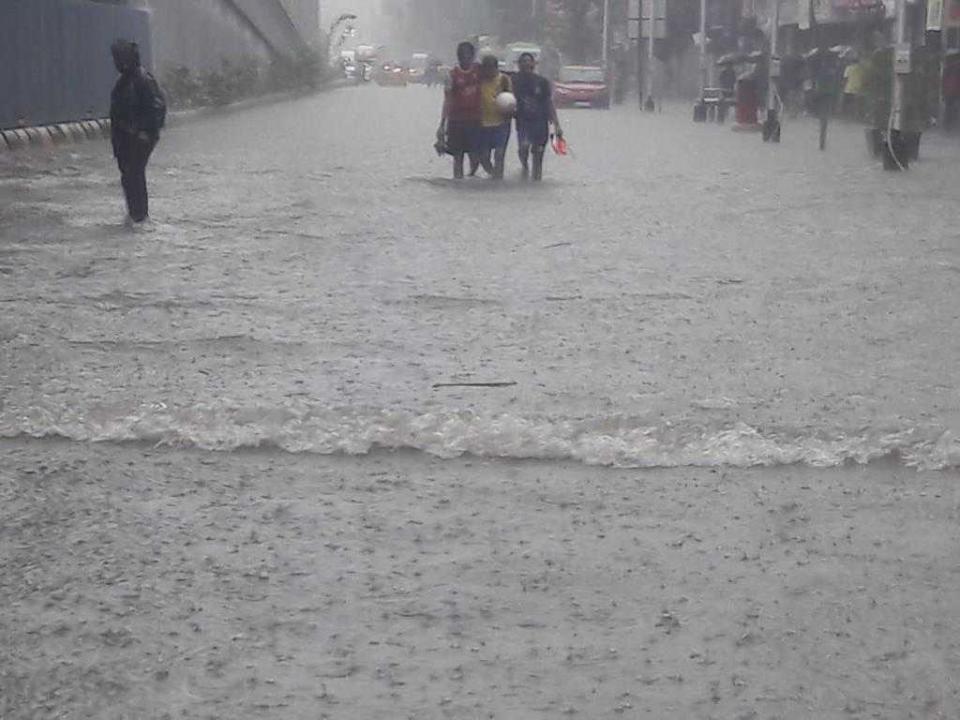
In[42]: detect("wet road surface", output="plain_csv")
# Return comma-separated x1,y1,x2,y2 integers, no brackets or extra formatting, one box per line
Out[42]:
2,85,960,464
4,86,960,720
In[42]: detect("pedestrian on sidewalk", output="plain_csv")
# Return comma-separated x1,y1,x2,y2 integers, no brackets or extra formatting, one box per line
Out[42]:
476,55,513,180
438,42,481,180
513,52,561,182
110,40,166,223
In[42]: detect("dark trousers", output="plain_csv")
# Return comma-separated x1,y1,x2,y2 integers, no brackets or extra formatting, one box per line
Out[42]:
114,133,157,222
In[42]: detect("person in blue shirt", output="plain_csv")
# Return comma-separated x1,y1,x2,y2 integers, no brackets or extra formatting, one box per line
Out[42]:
511,53,562,181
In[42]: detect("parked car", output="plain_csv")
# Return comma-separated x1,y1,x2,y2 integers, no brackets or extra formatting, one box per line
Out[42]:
554,65,610,109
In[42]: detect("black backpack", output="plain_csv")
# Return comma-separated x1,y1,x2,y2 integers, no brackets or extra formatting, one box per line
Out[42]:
142,71,167,131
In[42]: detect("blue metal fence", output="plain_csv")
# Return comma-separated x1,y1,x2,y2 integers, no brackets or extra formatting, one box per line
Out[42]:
0,0,152,129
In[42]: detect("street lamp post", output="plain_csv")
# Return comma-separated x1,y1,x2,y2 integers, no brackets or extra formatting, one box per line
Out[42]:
328,12,358,45
327,12,358,66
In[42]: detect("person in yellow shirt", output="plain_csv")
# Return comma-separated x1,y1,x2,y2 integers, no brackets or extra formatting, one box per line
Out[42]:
476,55,512,179
842,60,866,120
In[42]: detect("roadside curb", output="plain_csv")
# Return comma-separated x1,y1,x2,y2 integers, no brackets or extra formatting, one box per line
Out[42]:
0,79,353,154
1,119,110,153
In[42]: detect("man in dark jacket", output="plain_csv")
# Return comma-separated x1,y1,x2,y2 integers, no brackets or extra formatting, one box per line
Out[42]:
110,40,165,223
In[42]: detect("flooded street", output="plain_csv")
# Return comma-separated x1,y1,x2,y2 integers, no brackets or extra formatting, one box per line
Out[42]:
2,85,960,464
2,85,960,718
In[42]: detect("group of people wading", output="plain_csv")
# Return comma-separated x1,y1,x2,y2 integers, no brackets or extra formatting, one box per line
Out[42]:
437,41,563,182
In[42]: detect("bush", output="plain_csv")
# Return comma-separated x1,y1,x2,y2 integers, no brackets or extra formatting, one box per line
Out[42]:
161,65,203,109
161,49,327,111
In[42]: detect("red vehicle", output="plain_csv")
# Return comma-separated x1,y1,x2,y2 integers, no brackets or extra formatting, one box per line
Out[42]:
554,65,610,109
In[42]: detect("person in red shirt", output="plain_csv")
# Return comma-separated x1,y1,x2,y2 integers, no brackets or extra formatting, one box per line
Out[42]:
437,42,481,179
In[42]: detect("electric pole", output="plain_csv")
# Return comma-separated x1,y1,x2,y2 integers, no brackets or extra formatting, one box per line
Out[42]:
886,0,912,169
762,0,781,142
694,0,708,120
602,0,611,67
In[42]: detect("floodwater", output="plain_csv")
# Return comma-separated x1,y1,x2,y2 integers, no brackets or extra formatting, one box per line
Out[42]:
4,85,960,720
2,86,960,468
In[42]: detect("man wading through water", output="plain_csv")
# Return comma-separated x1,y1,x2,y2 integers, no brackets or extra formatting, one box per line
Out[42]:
513,52,561,181
438,42,481,180
476,55,512,180
110,40,166,223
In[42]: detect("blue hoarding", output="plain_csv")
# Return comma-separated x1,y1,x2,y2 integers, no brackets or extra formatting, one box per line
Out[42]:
0,0,152,129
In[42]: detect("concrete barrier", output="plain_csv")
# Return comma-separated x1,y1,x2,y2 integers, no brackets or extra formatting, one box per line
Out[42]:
0,120,109,151
67,124,87,142
24,127,55,148
2,129,30,150
51,125,71,143
80,121,100,139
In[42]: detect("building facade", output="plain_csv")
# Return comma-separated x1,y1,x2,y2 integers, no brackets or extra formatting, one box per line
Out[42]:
0,0,321,129
146,0,317,74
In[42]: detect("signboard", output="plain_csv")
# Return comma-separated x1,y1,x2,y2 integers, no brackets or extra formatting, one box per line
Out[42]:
641,0,667,38
628,0,641,40
777,0,801,26
927,0,943,29
804,0,884,22
812,0,835,22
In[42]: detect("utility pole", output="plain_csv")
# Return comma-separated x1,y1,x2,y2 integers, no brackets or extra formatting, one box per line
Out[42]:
699,0,707,95
628,0,643,106
602,0,611,67
887,0,912,169
693,0,708,120
762,0,781,142
642,0,663,110
646,12,655,110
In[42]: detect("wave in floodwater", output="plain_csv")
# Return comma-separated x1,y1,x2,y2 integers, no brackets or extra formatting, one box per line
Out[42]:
1,402,958,471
